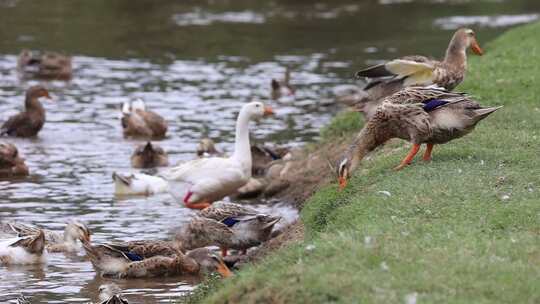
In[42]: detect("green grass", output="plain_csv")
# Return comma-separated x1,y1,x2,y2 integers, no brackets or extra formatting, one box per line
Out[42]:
188,22,540,303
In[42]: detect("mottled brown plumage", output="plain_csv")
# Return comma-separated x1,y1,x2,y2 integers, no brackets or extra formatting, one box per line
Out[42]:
131,142,169,168
17,49,72,80
176,202,281,256
83,241,231,278
0,143,28,178
1,86,52,138
352,28,483,119
336,87,501,188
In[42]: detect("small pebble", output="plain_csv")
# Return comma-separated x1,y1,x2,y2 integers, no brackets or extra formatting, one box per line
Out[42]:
500,194,510,201
305,244,316,251
380,261,389,271
377,190,391,197
405,292,418,304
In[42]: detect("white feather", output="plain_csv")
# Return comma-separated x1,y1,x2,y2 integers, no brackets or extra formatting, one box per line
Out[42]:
0,237,46,265
113,173,169,195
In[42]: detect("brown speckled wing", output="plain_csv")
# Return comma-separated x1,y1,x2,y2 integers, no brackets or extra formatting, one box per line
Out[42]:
200,202,258,221
182,217,235,249
108,241,181,259
138,110,168,138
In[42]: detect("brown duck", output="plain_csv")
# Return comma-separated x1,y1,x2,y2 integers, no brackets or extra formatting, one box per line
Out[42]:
271,67,295,100
17,49,72,80
131,142,169,168
336,87,501,189
1,85,52,138
121,99,168,139
352,28,483,118
0,142,29,178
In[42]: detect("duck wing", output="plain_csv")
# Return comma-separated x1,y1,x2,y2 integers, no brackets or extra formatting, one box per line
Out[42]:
110,240,181,258
1,112,30,136
200,202,258,222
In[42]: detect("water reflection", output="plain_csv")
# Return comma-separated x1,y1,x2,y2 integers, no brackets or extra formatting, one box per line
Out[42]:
1,0,540,302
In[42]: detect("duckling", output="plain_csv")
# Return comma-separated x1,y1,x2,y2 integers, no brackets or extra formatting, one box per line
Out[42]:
271,67,295,100
1,85,52,137
1,220,91,253
175,202,281,256
196,138,222,158
0,142,29,178
17,49,72,80
0,229,45,265
121,99,168,139
131,142,169,168
98,283,128,304
112,172,169,195
83,241,232,278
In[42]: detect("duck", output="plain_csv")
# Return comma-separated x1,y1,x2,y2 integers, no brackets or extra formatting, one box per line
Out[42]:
83,240,232,278
131,142,168,168
121,99,168,139
17,49,73,80
175,201,281,256
112,172,169,196
352,28,483,119
1,85,52,138
2,220,91,253
0,142,29,178
161,101,273,209
336,86,501,189
197,138,222,158
0,229,45,265
98,283,129,304
271,67,295,100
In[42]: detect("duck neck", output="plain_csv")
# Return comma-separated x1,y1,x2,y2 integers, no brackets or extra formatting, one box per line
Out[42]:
232,109,252,175
25,94,45,114
346,125,385,173
443,34,467,70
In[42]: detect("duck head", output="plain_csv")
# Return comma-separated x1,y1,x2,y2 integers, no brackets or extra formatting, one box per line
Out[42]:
131,142,169,168
336,157,351,191
27,85,52,100
0,143,29,176
98,283,123,302
242,101,274,120
64,220,91,244
453,28,483,56
186,248,233,277
197,138,219,157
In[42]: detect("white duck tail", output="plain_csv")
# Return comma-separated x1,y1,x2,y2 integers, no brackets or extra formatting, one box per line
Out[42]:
112,172,169,195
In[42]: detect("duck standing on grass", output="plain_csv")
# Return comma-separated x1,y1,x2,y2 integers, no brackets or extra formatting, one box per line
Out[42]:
0,229,45,265
162,102,274,209
1,85,52,138
0,142,29,178
336,86,501,189
349,28,483,119
121,99,168,139
131,142,169,168
175,201,281,256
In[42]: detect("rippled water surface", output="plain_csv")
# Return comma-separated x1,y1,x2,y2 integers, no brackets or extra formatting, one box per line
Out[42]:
1,0,539,302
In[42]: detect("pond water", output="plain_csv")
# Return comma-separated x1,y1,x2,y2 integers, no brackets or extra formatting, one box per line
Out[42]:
1,0,539,302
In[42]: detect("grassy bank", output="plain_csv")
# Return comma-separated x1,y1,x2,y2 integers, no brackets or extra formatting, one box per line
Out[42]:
192,22,540,303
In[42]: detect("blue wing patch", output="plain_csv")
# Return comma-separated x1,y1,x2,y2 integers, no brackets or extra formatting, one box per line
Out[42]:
125,252,143,261
423,99,449,112
222,217,240,227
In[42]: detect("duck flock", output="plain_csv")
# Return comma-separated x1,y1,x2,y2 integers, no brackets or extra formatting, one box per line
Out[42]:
0,28,501,303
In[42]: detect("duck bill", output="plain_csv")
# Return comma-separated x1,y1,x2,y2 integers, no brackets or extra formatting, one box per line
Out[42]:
217,261,233,277
471,39,484,56
263,106,274,116
338,177,347,191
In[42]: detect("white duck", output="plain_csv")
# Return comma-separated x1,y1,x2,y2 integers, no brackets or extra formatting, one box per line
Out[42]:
112,172,169,196
0,230,45,265
164,101,273,209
